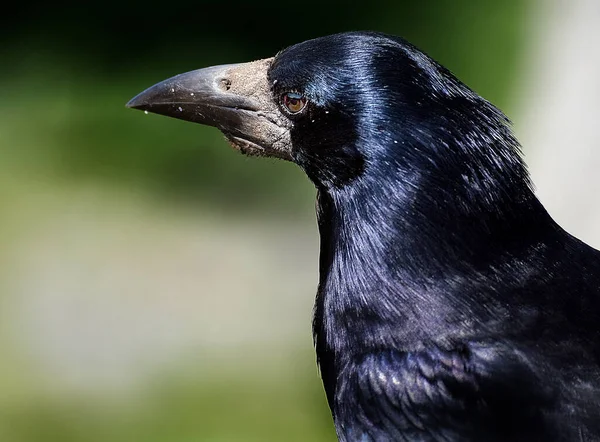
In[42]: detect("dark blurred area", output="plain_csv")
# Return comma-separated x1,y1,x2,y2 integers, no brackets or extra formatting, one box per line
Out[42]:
1,0,527,210
0,1,534,441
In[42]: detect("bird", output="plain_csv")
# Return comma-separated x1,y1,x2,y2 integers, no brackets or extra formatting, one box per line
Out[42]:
127,31,600,441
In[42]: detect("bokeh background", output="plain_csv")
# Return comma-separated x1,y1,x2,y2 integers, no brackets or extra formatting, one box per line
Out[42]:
1,0,599,440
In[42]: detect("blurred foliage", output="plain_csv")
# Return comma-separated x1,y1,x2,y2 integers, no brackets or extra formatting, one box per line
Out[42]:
0,1,531,441
0,369,335,442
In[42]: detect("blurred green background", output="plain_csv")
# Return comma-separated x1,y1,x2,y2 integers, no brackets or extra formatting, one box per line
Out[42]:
0,1,571,440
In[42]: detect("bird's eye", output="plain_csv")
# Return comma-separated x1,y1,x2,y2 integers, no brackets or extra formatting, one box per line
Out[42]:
282,92,307,114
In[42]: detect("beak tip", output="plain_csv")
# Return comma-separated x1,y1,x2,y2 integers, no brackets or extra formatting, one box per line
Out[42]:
126,95,145,110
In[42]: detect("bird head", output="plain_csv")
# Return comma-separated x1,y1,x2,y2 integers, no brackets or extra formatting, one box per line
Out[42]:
127,32,532,216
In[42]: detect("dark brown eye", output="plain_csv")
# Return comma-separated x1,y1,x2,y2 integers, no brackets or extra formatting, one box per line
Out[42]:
282,92,307,114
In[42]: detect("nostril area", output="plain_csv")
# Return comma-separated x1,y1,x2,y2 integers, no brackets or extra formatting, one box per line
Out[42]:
219,78,232,91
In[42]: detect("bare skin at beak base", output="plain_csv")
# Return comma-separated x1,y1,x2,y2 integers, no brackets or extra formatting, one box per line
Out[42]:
127,58,293,160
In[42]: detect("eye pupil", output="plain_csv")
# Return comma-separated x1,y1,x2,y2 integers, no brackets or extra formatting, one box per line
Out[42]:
283,92,307,114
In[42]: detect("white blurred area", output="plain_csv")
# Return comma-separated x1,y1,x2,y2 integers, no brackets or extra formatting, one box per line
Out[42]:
516,0,600,249
2,0,600,404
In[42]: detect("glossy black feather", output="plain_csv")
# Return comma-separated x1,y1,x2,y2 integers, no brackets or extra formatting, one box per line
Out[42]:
267,32,600,441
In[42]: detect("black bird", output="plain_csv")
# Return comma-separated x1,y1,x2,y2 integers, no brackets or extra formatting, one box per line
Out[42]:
127,32,600,441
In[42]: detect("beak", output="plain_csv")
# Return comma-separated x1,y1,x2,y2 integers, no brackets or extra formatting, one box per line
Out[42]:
127,58,293,161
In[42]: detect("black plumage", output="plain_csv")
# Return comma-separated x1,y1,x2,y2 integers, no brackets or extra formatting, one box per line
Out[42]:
128,31,600,441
